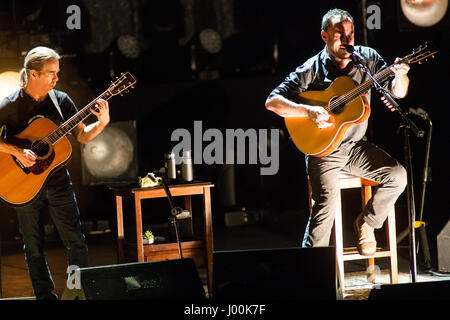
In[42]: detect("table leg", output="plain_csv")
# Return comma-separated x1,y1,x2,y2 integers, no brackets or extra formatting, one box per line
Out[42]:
115,195,125,263
134,195,144,262
202,186,214,297
184,195,192,213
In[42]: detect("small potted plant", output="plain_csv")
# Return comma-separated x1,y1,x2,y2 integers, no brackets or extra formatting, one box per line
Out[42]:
143,230,154,244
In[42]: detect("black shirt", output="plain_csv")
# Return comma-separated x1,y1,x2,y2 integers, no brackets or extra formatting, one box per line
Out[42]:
268,45,396,148
0,89,79,186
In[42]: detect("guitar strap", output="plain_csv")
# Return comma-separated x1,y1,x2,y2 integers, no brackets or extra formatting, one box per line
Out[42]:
48,89,64,121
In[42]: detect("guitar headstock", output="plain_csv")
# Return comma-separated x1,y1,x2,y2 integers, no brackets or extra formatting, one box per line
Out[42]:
108,72,137,96
400,42,438,65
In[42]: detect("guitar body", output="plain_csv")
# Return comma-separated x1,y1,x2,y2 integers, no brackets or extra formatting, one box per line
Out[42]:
0,72,136,207
284,76,370,157
0,117,72,206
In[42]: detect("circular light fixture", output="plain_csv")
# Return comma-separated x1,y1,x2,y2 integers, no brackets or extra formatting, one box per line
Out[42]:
0,71,20,101
117,35,141,59
401,0,449,27
199,29,222,54
82,126,134,179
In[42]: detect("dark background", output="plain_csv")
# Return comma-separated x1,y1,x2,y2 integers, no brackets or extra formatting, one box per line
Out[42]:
0,0,448,268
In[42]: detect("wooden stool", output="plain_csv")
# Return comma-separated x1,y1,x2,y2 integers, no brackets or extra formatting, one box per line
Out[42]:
308,173,398,292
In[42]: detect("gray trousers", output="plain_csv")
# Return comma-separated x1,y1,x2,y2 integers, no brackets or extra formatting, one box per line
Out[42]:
302,140,407,247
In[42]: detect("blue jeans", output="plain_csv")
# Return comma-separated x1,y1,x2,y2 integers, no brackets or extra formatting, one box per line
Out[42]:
15,176,88,299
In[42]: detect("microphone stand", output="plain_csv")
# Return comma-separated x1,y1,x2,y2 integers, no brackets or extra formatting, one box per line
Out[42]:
398,108,433,271
417,111,433,270
350,53,424,283
159,175,184,259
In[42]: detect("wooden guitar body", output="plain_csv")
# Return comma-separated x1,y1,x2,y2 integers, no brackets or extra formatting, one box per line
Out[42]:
0,72,136,207
0,117,72,206
285,76,370,157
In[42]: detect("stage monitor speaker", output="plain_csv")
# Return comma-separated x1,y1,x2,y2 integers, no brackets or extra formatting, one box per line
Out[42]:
437,219,450,273
368,280,450,300
213,246,337,300
62,258,205,300
81,120,138,185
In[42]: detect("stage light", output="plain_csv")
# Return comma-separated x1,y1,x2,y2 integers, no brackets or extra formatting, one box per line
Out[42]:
0,71,20,101
199,29,222,54
81,120,138,185
190,29,223,80
400,0,449,27
117,34,141,59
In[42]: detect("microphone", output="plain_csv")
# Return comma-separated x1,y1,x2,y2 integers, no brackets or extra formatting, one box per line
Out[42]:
344,45,368,67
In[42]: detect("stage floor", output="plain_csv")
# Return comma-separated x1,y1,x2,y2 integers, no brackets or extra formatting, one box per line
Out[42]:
1,220,449,300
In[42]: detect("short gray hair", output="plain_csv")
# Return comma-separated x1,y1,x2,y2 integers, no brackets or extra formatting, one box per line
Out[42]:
321,8,354,31
19,46,60,88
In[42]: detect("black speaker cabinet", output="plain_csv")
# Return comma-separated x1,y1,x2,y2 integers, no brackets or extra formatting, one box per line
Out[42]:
213,246,337,300
62,258,205,300
81,120,138,185
369,280,450,300
437,219,450,273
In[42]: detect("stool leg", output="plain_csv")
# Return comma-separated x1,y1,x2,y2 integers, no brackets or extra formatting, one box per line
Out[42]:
335,188,345,292
387,209,399,284
366,258,376,283
362,183,376,283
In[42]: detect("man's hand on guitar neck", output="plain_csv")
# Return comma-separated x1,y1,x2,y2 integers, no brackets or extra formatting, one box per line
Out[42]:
391,57,410,78
390,57,410,98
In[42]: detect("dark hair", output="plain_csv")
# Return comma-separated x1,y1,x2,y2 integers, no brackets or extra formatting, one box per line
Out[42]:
321,8,354,31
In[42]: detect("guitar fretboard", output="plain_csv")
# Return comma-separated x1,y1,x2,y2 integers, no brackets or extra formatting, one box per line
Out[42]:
47,90,114,144
330,66,395,111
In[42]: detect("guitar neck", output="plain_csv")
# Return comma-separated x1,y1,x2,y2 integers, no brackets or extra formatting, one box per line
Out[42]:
46,89,114,144
336,66,394,107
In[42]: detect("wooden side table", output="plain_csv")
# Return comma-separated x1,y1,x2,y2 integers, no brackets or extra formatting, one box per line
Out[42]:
111,182,214,295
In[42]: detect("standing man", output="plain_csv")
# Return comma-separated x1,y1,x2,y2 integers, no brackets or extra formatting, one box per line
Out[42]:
266,9,409,255
0,46,110,299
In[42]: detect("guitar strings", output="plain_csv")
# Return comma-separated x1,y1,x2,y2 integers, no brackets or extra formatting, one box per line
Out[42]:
31,91,112,154
328,67,394,113
30,73,134,156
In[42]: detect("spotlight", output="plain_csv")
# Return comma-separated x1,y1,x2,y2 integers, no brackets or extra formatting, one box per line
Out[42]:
190,29,223,80
400,0,449,27
117,35,141,59
0,71,20,101
199,29,222,54
81,120,138,185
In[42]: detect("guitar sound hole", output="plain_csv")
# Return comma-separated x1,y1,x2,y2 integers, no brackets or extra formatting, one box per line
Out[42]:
29,139,55,175
31,139,51,158
329,96,345,115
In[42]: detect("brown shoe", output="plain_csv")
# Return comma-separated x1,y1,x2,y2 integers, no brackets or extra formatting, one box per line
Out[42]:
354,213,377,256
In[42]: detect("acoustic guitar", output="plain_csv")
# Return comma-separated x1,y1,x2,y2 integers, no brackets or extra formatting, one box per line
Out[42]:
285,43,436,157
0,72,136,206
